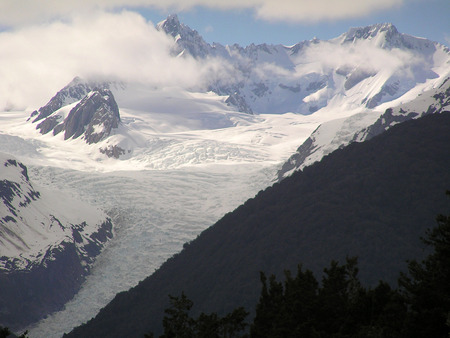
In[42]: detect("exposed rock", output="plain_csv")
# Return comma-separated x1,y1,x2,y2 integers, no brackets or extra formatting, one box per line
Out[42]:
278,83,301,93
0,218,112,330
99,145,126,158
277,77,450,180
63,89,120,144
33,86,121,145
364,81,399,108
251,82,270,97
156,14,212,58
344,68,376,90
306,79,327,92
0,154,113,329
31,77,109,123
225,91,253,114
36,115,62,134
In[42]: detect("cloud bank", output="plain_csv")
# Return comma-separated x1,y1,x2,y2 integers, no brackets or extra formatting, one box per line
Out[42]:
0,11,230,111
0,0,405,27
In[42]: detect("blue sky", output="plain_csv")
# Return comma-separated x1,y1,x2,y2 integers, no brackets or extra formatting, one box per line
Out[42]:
0,0,448,47
0,0,448,111
138,0,449,46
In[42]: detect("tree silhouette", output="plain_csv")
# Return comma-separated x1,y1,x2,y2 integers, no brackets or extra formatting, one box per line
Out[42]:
399,190,450,337
147,292,248,338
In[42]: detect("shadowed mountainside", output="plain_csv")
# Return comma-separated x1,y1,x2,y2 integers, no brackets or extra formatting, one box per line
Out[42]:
67,111,450,337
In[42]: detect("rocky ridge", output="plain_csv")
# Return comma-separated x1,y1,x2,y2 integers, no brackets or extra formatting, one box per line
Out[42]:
277,76,450,180
0,153,113,329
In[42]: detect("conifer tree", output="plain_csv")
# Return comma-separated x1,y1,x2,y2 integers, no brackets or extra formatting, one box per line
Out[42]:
399,190,450,337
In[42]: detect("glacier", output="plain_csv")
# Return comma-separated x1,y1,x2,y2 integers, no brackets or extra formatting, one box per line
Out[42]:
0,16,448,337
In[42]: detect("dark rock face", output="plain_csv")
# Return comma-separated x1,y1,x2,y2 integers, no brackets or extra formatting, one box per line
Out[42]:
0,160,40,219
31,77,107,123
36,115,62,134
278,83,301,93
0,156,114,330
364,81,399,108
157,14,212,58
225,91,253,114
99,145,126,158
66,111,450,338
61,89,120,144
277,77,450,180
342,23,400,44
33,85,121,145
0,219,113,330
276,135,316,181
344,68,376,90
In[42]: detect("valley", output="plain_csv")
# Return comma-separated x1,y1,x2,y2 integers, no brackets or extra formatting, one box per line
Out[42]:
0,14,448,336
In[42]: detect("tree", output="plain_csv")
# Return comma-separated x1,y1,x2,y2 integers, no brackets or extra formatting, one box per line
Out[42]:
399,190,450,337
160,292,195,338
0,327,11,338
147,293,248,338
0,327,29,338
250,257,408,338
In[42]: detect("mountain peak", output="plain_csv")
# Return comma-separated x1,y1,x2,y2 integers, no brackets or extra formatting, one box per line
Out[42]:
157,14,182,38
61,88,120,144
342,23,399,44
157,14,212,58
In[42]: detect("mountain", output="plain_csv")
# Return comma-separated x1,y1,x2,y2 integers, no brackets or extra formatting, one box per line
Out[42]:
0,17,447,336
24,19,449,165
156,14,212,59
29,77,110,123
66,111,450,337
0,153,113,330
156,18,449,116
277,76,450,179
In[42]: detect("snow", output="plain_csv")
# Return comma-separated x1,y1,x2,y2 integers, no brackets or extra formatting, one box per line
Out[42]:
0,20,447,337
0,87,323,336
0,153,108,268
2,78,447,338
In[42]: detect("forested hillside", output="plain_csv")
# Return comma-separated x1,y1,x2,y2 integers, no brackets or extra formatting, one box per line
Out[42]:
67,111,450,337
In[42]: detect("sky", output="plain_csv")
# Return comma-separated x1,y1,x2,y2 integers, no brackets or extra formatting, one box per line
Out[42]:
0,0,448,46
139,0,450,46
0,0,448,111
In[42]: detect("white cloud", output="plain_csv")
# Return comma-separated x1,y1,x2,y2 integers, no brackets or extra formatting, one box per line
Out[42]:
445,34,450,46
293,38,423,78
253,0,404,22
0,10,232,111
0,0,405,27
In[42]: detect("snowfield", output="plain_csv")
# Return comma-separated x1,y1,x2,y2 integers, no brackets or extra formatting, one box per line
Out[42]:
0,94,325,336
0,77,443,336
0,17,448,337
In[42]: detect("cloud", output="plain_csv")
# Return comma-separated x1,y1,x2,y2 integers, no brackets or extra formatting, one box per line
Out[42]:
204,25,214,33
293,38,424,78
253,0,405,22
0,0,406,27
0,10,233,111
445,34,450,46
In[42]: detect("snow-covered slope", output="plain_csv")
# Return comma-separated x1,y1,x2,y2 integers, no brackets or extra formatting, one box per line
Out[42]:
0,153,113,329
0,16,448,336
158,16,449,117
277,76,450,179
21,18,449,171
0,153,112,271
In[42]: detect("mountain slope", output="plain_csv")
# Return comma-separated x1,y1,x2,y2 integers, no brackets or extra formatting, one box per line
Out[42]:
277,76,450,179
17,19,449,169
29,77,110,123
0,18,447,336
157,17,449,116
66,111,450,338
0,154,113,330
